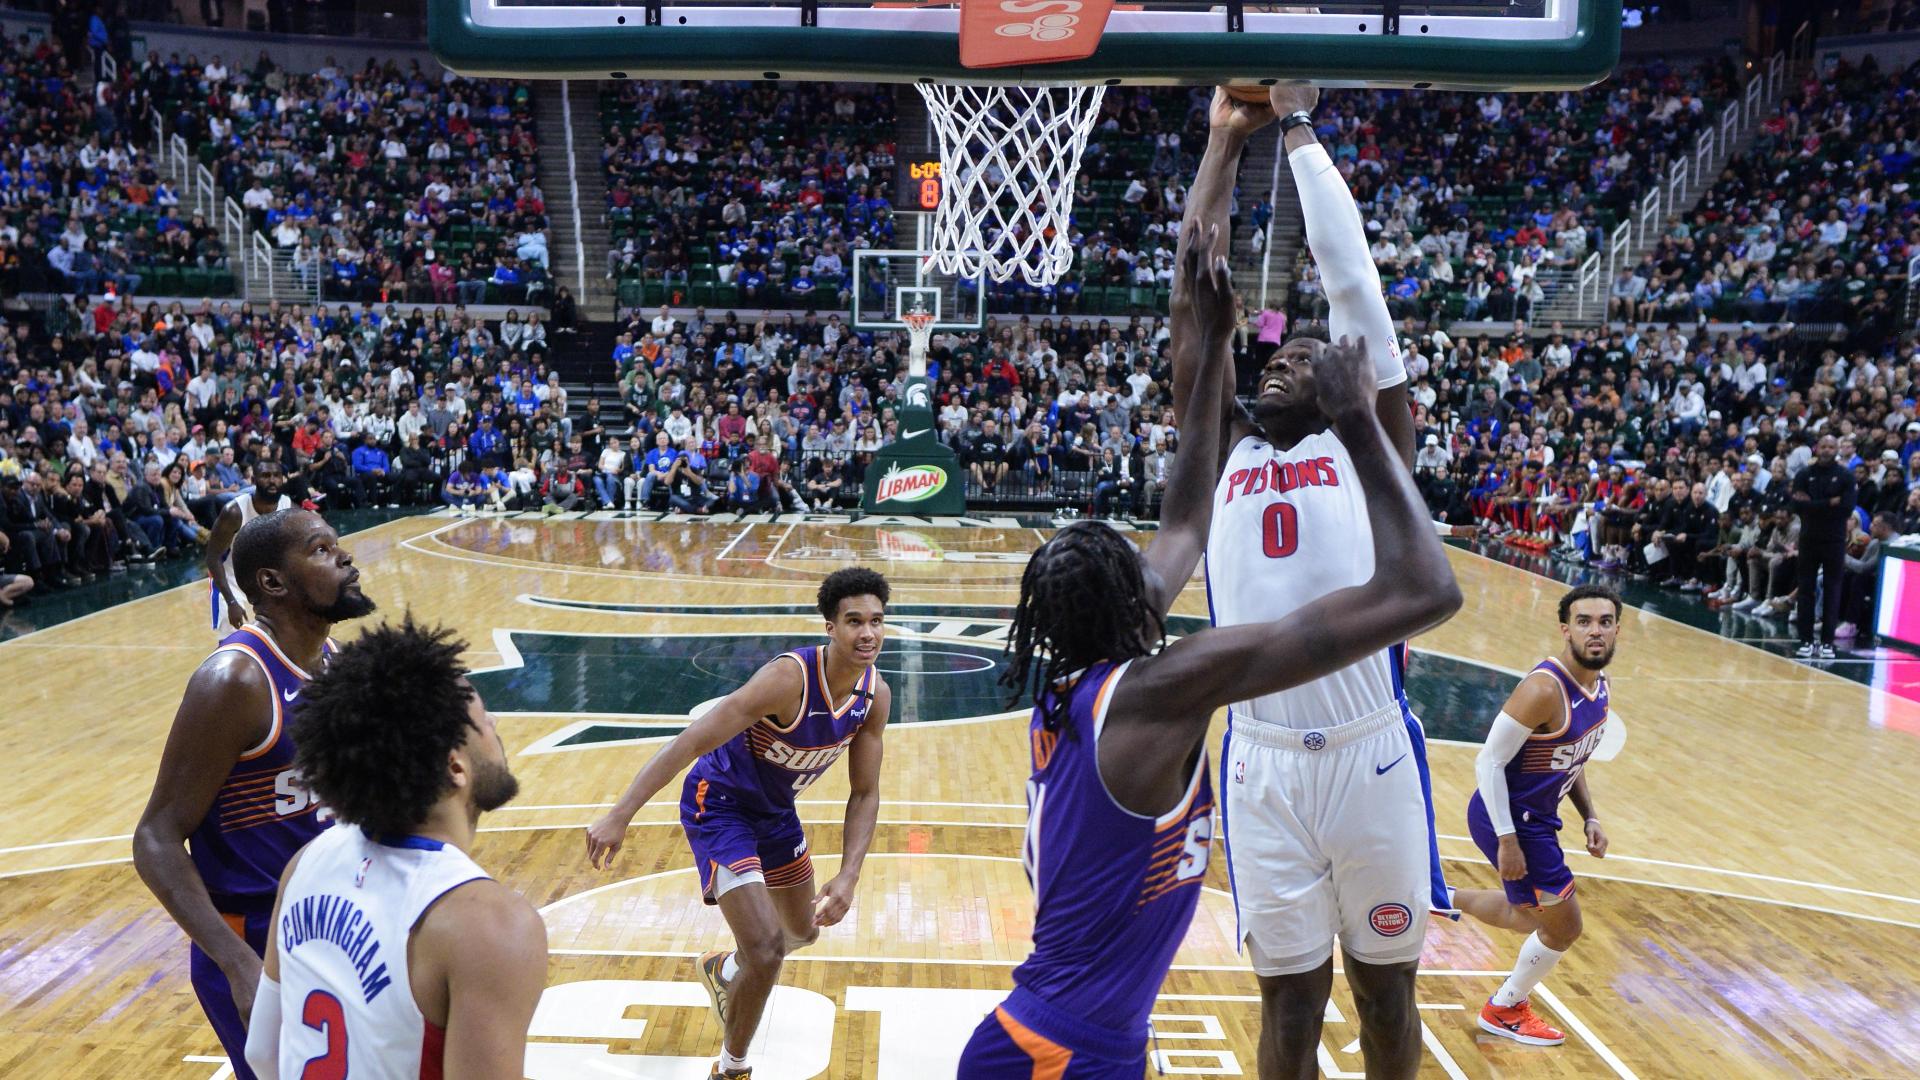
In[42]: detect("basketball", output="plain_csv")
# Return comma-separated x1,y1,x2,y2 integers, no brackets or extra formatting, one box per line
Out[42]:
1223,84,1272,104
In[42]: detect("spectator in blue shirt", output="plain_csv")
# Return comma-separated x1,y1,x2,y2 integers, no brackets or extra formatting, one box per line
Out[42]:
351,433,392,505
638,431,680,509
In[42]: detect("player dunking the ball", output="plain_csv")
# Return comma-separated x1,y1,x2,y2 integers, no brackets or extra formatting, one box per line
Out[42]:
1453,584,1619,1046
956,203,1460,1076
1184,84,1454,1078
132,509,376,1080
586,567,892,1080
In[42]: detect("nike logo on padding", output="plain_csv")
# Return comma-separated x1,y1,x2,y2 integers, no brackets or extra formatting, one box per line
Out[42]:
901,428,929,440
1375,754,1407,775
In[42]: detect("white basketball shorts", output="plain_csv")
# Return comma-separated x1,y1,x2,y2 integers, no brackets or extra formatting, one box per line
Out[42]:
1220,700,1443,975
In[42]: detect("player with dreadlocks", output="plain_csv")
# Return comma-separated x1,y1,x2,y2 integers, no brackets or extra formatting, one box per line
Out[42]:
956,99,1462,1079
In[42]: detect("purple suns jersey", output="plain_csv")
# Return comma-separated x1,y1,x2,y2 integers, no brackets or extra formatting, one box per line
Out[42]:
685,645,877,819
1014,660,1216,1041
187,626,336,906
1505,657,1610,830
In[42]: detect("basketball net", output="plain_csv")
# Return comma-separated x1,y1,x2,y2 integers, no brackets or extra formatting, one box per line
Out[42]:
902,310,936,379
915,83,1107,288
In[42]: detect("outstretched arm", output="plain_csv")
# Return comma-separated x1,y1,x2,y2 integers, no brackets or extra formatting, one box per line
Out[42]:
1273,86,1414,466
1143,229,1234,617
1116,336,1461,723
1173,91,1271,473
584,655,803,867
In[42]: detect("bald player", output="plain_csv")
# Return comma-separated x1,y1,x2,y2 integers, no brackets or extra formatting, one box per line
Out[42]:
133,509,376,1079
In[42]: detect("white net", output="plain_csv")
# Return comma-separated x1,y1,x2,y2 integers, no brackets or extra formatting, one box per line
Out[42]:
914,83,1107,288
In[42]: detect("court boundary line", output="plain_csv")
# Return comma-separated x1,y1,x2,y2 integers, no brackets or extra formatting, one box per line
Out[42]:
401,518,1062,591
12,818,1920,919
10,830,1920,934
0,513,433,649
1447,542,1899,700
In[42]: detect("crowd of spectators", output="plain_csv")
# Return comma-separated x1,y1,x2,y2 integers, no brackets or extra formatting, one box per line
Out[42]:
1607,54,1914,337
604,83,1219,318
168,51,551,305
594,301,1181,516
0,29,552,307
1293,58,1741,325
0,30,232,300
601,81,900,314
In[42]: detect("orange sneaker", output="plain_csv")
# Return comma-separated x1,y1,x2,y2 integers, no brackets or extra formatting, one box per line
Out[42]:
1479,998,1566,1046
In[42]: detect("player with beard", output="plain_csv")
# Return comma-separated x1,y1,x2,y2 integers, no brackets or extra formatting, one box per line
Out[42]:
206,460,293,633
133,509,377,1080
1453,584,1620,1046
243,618,545,1079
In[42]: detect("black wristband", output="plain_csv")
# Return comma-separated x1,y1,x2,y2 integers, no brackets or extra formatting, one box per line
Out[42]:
1279,111,1315,137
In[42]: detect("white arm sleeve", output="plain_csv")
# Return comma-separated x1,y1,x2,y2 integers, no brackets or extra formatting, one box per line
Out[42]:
1287,141,1406,388
1475,712,1535,836
244,973,283,1080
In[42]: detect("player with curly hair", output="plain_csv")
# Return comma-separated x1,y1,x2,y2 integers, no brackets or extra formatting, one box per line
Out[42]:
240,616,544,1080
586,566,893,1080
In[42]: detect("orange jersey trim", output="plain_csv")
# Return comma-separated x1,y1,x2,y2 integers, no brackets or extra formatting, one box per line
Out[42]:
993,1005,1073,1080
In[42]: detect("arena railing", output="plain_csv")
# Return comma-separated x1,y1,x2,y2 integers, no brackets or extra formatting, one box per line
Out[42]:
1574,33,1798,323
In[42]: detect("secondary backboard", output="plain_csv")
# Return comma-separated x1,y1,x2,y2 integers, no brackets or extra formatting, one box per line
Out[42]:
851,249,987,332
430,0,1621,90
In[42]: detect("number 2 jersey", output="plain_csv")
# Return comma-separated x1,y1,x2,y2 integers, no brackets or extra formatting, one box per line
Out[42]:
189,625,335,912
271,824,490,1079
681,644,877,820
1014,659,1215,1048
1205,430,1397,729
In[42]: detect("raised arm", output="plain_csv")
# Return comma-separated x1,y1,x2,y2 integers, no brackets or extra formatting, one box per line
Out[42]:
1272,85,1414,466
1116,336,1461,723
584,654,804,868
1143,229,1234,616
1173,91,1271,472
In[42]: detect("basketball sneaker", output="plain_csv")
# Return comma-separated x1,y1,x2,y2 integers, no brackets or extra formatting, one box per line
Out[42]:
697,950,735,1028
1479,999,1566,1046
709,1066,751,1079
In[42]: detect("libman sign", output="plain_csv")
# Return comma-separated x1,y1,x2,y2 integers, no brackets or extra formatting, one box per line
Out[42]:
863,452,963,514
864,372,965,515
874,464,948,504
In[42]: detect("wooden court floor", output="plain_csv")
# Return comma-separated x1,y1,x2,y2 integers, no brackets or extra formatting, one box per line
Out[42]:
3,510,1919,1079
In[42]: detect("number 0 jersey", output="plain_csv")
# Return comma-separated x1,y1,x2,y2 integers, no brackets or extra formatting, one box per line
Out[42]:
1205,430,1397,730
1014,660,1215,1045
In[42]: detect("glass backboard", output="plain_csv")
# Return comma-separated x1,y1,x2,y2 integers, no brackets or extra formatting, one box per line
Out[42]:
430,0,1620,90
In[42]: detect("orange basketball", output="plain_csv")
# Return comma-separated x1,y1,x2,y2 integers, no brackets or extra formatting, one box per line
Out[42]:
1223,85,1271,104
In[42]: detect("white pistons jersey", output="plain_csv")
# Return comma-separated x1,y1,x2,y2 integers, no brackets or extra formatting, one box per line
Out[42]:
273,824,489,1079
1205,430,1398,730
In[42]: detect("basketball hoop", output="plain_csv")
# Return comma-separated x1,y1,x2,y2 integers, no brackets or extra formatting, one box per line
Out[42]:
902,309,937,378
915,83,1107,289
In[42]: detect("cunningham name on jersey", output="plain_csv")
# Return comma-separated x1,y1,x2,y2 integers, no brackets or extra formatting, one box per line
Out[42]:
279,892,395,1004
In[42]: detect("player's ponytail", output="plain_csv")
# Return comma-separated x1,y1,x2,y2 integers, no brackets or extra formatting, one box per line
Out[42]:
1002,522,1163,735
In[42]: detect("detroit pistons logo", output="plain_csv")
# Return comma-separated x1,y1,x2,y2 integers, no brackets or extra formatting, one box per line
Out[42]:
1369,902,1413,937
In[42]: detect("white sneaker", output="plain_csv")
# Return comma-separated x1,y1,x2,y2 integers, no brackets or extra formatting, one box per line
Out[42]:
1818,643,1838,660
1835,622,1857,639
1794,642,1817,659
1732,596,1760,611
